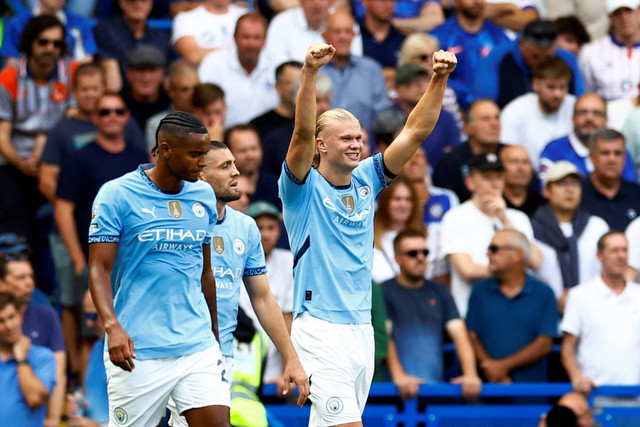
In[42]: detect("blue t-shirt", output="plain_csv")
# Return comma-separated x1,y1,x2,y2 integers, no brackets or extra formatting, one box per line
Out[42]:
85,338,108,424
211,207,266,358
466,275,557,382
89,164,218,360
278,153,388,324
382,278,459,382
22,302,65,352
0,344,56,426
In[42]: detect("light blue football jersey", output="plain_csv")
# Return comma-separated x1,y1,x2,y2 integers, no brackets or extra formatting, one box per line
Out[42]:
210,206,266,358
88,164,219,360
278,153,388,324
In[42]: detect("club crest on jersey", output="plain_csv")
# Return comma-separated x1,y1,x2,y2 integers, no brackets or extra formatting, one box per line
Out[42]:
213,237,225,254
233,238,245,254
342,196,355,213
91,202,99,221
192,202,205,218
358,186,371,199
114,407,128,424
168,201,182,219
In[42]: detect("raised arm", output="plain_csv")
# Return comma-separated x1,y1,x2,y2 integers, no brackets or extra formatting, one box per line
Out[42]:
285,43,335,181
89,242,136,372
384,51,457,176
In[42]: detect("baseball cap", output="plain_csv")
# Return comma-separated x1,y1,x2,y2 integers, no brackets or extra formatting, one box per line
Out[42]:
395,63,428,86
606,0,640,13
246,201,280,220
372,109,406,139
126,44,166,69
522,20,558,49
467,153,504,172
543,161,582,185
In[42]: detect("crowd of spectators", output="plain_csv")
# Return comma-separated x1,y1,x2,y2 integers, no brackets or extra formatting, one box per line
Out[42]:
2,0,640,424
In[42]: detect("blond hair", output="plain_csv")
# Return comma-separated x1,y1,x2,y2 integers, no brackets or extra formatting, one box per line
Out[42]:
397,33,440,67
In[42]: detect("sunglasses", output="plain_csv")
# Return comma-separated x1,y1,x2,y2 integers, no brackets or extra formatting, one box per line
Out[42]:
400,249,429,258
487,245,517,254
98,108,127,117
414,54,431,61
37,38,64,48
84,312,98,321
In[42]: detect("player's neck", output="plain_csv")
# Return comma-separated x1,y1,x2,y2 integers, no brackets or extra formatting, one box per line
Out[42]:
217,202,226,220
317,162,352,187
145,163,183,192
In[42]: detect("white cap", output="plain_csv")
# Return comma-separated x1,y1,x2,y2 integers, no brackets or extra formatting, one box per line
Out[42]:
543,161,582,186
607,0,640,14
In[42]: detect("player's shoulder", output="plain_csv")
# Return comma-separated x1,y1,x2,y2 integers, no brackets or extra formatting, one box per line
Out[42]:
224,206,259,229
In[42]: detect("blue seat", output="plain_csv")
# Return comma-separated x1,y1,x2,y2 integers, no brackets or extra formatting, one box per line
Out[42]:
426,405,551,427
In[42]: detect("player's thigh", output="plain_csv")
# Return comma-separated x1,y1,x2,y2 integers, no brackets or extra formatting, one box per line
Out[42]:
184,405,231,427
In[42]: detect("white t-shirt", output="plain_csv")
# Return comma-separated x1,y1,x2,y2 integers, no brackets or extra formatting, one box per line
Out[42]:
625,216,640,271
439,200,535,317
239,248,294,382
501,92,576,167
172,4,246,49
533,215,609,298
198,46,279,127
561,276,640,385
607,98,636,132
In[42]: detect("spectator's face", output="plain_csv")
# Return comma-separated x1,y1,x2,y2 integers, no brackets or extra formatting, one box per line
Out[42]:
168,72,199,112
590,138,626,181
388,182,414,225
93,96,130,138
0,261,35,305
487,232,520,274
401,149,428,181
363,0,395,22
395,236,429,279
323,13,356,58
396,75,429,108
573,95,607,141
316,95,331,117
227,176,254,212
275,65,302,103
455,0,485,18
228,129,262,175
119,0,153,21
533,76,569,113
127,66,165,98
255,215,281,255
235,19,266,68
0,304,22,346
74,72,105,115
544,175,582,212
301,0,333,30
466,101,501,146
193,99,226,129
409,45,435,77
598,234,628,278
31,26,64,68
467,169,505,197
610,7,640,40
520,41,555,68
501,146,533,188
40,0,65,11
203,148,241,203
555,33,580,55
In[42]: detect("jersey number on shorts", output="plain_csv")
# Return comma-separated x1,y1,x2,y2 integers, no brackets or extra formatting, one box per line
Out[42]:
218,359,228,383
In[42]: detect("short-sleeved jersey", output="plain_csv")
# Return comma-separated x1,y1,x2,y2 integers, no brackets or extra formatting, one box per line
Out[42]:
279,153,389,324
88,164,218,360
211,206,266,358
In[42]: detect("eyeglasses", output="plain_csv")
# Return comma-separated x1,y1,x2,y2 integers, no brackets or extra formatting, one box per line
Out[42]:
84,312,98,321
487,245,518,254
413,54,431,61
36,38,64,48
574,109,606,118
399,249,429,258
97,108,127,117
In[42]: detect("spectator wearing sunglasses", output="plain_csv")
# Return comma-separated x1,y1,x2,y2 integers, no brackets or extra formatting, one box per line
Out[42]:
466,229,557,383
53,93,146,382
381,229,481,400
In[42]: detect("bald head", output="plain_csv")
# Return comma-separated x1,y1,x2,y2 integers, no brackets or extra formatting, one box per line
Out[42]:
500,145,533,189
323,12,356,58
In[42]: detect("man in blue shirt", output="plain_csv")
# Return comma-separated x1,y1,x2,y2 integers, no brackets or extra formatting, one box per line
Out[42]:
0,292,56,426
280,42,456,426
466,229,557,383
88,112,229,426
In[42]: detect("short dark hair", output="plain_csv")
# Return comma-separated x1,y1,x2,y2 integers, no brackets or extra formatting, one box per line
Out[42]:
73,62,106,88
223,124,259,150
588,128,625,152
597,230,626,253
275,61,303,81
153,111,208,155
532,56,572,81
556,16,590,48
393,228,427,254
19,15,68,57
192,83,225,110
0,251,30,281
0,291,22,312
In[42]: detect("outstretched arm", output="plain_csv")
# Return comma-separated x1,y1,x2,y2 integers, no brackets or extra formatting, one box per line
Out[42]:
285,43,336,181
384,51,457,177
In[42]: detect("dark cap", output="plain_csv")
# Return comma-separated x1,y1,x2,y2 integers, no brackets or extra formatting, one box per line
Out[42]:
395,63,428,86
522,20,558,49
246,201,280,220
372,109,407,138
126,44,166,69
467,153,504,172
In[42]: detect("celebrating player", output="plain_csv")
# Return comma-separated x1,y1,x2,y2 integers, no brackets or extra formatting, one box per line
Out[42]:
279,43,456,426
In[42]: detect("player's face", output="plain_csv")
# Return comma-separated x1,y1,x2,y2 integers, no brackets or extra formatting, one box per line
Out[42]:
228,130,262,175
0,261,36,305
395,236,429,280
501,147,532,188
590,138,626,181
31,26,64,68
256,215,281,255
0,304,22,346
388,183,414,225
318,120,363,172
533,77,569,113
597,234,628,278
167,133,210,182
573,96,607,141
203,148,241,203
545,176,582,212
74,72,105,115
